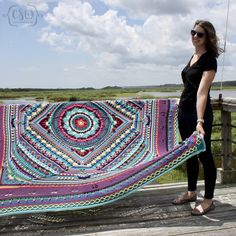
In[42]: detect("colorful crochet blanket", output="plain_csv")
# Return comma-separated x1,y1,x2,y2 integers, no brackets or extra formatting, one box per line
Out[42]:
0,99,205,216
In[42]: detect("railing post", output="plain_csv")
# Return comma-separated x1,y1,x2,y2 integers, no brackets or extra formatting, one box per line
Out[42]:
217,98,236,184
221,110,232,170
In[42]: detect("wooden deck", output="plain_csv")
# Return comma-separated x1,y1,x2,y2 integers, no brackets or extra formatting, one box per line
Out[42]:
0,182,236,236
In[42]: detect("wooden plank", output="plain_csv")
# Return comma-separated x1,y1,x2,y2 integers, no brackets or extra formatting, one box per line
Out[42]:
75,226,236,236
222,98,236,112
0,184,236,236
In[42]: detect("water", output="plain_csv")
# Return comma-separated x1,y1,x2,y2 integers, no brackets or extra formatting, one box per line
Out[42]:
0,98,45,104
0,98,40,104
210,90,236,99
139,90,236,99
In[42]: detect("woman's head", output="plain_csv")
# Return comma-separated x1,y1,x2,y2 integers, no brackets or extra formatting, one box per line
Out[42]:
192,20,222,57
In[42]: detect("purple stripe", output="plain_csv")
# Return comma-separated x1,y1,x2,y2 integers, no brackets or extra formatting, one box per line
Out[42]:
157,100,169,154
0,105,5,171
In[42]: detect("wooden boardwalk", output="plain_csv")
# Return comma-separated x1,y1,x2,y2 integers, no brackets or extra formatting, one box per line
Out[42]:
0,182,236,236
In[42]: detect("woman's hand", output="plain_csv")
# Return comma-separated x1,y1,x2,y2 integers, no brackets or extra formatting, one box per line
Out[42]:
196,122,205,136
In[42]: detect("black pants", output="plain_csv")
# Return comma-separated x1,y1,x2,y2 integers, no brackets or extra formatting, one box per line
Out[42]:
178,106,216,199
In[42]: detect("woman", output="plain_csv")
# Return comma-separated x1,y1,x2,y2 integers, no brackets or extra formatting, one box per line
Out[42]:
172,20,222,215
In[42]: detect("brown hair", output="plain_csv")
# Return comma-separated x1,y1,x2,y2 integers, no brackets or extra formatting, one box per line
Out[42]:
194,20,223,58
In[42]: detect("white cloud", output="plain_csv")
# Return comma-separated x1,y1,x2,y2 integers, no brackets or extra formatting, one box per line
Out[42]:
40,0,197,71
39,31,75,53
15,0,236,66
101,0,203,19
15,0,50,12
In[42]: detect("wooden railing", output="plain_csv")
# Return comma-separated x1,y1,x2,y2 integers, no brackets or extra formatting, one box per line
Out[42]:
212,96,236,184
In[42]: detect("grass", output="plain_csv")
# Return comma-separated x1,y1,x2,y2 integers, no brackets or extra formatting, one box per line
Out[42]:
157,168,187,184
211,85,236,90
0,87,182,102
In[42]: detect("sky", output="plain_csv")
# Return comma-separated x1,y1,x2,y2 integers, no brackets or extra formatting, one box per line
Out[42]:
0,0,235,89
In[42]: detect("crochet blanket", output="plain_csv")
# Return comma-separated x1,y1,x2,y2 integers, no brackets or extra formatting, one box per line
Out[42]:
0,99,205,216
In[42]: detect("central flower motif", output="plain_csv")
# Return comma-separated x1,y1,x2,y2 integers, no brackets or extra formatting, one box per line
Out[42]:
75,117,87,128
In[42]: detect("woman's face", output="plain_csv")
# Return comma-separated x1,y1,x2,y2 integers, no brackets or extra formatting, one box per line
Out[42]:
191,25,206,49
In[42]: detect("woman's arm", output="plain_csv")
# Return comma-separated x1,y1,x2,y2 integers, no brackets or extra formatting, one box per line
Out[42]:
196,70,216,135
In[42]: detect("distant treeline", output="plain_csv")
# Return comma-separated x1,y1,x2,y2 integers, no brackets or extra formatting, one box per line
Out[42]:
0,80,235,91
0,86,123,91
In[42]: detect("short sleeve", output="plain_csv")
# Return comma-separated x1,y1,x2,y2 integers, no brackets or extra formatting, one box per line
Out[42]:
200,54,217,72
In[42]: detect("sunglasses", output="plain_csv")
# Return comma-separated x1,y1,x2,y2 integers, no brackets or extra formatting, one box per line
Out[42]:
190,29,205,38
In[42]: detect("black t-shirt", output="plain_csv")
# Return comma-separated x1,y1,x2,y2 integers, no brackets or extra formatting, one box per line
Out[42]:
179,52,217,111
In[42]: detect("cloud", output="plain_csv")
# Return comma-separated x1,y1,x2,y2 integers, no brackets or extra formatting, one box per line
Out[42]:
40,0,197,69
39,30,75,53
30,0,236,85
101,0,206,19
15,0,50,12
